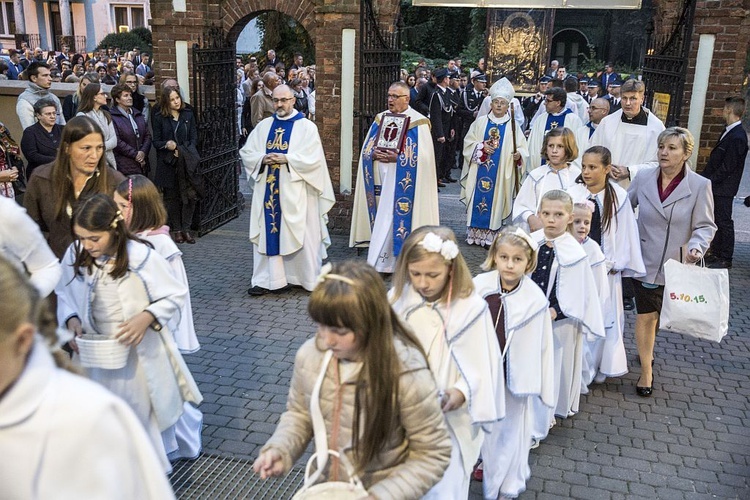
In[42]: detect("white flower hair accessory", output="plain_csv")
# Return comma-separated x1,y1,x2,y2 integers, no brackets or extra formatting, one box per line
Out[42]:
316,262,355,286
420,232,460,261
513,227,539,251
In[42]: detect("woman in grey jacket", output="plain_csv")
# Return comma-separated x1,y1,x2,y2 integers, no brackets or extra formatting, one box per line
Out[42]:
628,127,716,397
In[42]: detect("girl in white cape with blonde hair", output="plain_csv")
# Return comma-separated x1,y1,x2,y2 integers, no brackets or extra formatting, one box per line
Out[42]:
390,225,505,499
473,227,555,499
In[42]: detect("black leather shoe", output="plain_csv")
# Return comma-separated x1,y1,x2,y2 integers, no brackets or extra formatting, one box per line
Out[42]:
636,383,653,397
271,285,293,294
247,286,270,296
623,297,635,311
437,180,446,187
445,176,457,183
636,369,654,397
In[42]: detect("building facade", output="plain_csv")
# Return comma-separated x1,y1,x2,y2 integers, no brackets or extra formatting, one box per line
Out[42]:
0,0,151,52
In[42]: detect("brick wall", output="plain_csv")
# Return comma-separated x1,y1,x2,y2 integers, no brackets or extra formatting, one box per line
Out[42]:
685,0,750,167
658,0,750,167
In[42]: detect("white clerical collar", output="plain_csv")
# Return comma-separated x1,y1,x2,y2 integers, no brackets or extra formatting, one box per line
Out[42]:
551,109,567,117
277,109,299,121
489,113,510,124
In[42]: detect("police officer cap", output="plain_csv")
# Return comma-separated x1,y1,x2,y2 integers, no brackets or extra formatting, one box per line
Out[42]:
539,75,552,83
434,68,449,80
471,71,487,82
449,72,460,80
588,79,600,87
579,77,589,84
610,79,623,87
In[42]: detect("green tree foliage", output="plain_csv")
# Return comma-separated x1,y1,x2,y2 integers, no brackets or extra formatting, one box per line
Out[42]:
130,27,153,47
252,12,314,68
96,29,151,54
400,1,486,70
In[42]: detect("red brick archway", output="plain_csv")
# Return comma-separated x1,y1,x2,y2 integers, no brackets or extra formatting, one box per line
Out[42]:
222,1,316,43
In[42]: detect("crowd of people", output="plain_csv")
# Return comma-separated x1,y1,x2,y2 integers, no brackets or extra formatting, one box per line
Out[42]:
1,43,154,86
0,46,747,499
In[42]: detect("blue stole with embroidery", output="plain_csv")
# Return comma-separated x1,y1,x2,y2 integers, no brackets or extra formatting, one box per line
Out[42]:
470,120,507,229
263,112,304,256
586,121,596,138
361,117,420,257
541,108,573,165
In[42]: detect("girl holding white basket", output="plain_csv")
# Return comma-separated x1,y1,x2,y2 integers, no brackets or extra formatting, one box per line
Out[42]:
56,193,202,471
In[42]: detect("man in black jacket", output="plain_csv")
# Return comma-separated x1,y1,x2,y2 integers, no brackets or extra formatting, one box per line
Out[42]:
457,72,486,169
429,68,455,186
701,96,749,269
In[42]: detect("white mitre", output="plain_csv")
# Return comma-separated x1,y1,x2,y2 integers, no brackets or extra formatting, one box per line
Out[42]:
489,77,514,103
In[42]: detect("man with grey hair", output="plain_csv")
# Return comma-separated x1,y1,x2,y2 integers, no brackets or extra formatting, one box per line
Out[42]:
350,81,438,272
576,97,610,153
240,85,335,295
250,72,279,127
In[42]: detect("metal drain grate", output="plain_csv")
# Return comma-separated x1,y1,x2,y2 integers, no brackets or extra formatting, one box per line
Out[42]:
171,453,305,499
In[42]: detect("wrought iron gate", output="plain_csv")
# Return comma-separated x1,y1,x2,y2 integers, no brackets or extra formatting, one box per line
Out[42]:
358,0,402,142
192,26,241,235
641,0,696,127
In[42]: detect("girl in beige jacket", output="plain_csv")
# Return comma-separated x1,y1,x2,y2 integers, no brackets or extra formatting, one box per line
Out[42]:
253,261,452,499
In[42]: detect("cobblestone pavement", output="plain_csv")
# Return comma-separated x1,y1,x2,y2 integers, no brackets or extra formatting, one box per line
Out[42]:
176,164,750,499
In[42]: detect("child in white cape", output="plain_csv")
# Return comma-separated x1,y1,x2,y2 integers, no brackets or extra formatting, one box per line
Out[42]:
473,227,555,499
390,226,505,499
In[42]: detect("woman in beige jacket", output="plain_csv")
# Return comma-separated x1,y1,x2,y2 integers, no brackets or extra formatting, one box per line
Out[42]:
253,261,452,499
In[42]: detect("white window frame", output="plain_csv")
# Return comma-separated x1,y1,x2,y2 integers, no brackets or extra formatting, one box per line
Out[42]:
111,4,146,32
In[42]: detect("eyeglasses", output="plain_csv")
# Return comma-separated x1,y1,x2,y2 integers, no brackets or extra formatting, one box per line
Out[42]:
387,94,408,100
545,97,557,103
272,97,295,104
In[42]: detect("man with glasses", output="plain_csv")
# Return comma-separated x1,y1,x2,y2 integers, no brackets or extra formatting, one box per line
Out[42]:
240,85,334,296
17,62,65,131
526,87,583,169
576,97,610,152
350,81,438,273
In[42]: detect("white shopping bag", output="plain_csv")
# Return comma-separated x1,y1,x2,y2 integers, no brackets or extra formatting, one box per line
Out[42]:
660,259,729,343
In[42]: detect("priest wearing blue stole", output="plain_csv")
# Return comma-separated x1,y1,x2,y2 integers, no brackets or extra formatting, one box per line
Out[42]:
240,85,335,295
460,78,528,247
349,81,439,273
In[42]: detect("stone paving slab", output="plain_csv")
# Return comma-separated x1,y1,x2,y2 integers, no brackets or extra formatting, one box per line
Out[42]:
177,167,750,499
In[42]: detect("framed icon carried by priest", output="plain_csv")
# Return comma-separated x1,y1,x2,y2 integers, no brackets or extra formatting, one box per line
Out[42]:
376,113,411,154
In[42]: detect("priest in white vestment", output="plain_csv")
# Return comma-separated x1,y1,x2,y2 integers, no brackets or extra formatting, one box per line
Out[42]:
527,87,584,171
349,81,438,273
240,85,335,294
589,79,665,188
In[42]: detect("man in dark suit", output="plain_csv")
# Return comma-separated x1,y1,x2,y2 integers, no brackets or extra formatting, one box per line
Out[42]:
701,96,749,269
429,68,455,186
600,62,618,90
606,80,622,114
7,50,24,80
411,71,435,117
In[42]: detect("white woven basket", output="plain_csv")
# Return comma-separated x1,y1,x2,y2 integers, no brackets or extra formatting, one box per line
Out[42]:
77,335,130,369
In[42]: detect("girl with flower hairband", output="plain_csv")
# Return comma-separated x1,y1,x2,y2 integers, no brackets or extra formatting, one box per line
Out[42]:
114,175,203,461
56,193,202,472
254,260,452,498
472,226,554,499
390,226,505,499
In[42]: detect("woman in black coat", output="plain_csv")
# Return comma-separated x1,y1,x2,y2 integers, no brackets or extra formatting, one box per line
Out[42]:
109,83,151,176
152,87,201,244
21,98,63,178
